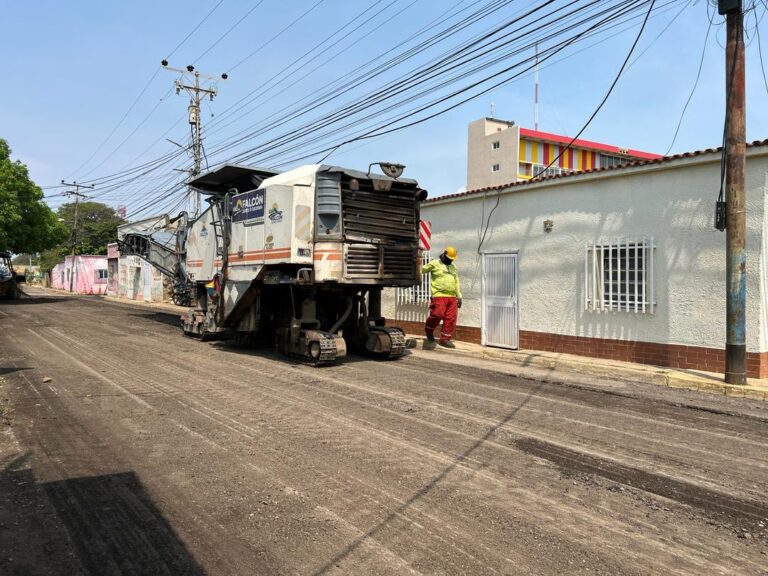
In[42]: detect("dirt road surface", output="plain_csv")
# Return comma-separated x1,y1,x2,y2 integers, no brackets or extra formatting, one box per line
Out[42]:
1,288,767,575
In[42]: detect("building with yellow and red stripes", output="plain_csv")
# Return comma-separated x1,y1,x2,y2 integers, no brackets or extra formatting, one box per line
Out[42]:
467,117,661,191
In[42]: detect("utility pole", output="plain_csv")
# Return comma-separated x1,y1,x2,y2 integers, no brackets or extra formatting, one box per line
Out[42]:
162,60,227,217
61,180,94,293
719,0,747,384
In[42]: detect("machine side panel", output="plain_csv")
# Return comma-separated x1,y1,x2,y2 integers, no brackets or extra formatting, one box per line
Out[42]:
229,187,265,283
229,185,291,267
291,184,314,266
186,207,218,282
313,241,343,281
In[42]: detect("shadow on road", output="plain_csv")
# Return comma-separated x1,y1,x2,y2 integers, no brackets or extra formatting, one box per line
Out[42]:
118,308,409,367
215,340,383,366
312,382,544,575
0,367,30,376
128,312,182,328
0,454,206,576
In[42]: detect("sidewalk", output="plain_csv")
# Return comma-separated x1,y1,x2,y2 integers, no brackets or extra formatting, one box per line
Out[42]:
405,335,768,402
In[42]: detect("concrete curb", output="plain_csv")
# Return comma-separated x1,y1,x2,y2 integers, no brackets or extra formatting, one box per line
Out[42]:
407,335,768,401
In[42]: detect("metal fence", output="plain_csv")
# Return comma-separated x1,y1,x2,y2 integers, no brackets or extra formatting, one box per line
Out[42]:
394,251,431,322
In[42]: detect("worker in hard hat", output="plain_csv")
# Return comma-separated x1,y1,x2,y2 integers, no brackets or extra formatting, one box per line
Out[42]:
422,246,462,348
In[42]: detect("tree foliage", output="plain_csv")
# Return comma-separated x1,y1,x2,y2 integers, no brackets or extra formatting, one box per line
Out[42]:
0,138,67,254
33,202,125,272
56,201,124,255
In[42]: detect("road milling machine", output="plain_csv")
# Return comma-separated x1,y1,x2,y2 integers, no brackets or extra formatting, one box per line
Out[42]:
119,162,427,364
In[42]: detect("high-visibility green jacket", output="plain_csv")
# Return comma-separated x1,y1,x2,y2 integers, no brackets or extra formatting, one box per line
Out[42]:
423,259,462,298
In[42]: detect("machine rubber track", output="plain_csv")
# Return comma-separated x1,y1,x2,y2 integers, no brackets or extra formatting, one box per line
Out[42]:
370,326,406,359
309,332,340,366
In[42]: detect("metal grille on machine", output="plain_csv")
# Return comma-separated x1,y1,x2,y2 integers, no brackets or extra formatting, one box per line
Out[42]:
341,181,417,244
344,244,415,278
341,177,418,279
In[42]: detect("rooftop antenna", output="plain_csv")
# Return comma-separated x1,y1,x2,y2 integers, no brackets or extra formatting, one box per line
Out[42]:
490,101,495,118
534,42,540,131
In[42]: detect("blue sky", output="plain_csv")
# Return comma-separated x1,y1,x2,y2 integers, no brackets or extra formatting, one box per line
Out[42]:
2,0,768,218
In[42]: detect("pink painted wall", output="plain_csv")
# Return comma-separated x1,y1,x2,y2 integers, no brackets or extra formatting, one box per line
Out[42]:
50,255,109,294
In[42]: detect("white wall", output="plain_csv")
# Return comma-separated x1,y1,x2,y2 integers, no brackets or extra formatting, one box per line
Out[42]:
386,149,768,353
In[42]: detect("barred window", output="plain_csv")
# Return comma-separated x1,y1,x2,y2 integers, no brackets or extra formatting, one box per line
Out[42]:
585,238,655,313
95,269,109,283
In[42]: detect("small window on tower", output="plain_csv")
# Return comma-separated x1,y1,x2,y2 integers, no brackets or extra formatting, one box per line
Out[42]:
492,164,500,172
492,141,500,150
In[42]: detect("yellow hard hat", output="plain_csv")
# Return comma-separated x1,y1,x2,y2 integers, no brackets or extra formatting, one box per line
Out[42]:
445,246,458,259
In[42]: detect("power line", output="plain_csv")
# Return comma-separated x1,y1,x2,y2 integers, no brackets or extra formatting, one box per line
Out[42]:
755,7,768,97
60,0,663,222
167,0,225,59
225,0,651,166
664,17,712,155
65,1,225,181
51,0,481,196
77,87,175,180
193,0,266,65
225,0,329,74
203,0,394,132
202,0,490,150
206,0,667,168
206,0,568,161
63,67,163,180
477,0,657,254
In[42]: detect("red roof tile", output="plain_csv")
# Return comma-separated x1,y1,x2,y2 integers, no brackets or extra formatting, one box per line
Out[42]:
428,140,768,204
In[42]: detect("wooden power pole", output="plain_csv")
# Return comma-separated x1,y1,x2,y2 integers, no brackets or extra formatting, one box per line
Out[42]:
61,180,94,293
719,0,747,384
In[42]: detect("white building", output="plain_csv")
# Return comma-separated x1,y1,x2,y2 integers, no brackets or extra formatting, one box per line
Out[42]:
385,141,768,378
115,218,172,303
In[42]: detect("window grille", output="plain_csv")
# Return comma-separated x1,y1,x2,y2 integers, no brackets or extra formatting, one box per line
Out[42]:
585,237,655,313
532,164,570,177
95,269,109,283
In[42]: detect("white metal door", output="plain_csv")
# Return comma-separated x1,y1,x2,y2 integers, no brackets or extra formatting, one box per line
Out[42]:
482,252,519,349
142,262,152,301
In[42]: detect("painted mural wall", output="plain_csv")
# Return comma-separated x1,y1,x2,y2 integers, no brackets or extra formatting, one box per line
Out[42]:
384,148,768,353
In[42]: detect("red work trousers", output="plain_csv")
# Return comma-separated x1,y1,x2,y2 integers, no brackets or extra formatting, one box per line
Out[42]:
425,296,459,342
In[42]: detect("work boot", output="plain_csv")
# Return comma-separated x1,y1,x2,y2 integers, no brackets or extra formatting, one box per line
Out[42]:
425,329,435,342
438,340,455,349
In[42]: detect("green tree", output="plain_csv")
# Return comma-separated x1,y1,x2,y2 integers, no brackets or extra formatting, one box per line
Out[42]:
56,201,124,255
0,139,67,254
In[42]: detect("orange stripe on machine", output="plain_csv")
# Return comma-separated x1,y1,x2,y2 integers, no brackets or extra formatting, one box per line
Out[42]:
313,250,342,261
